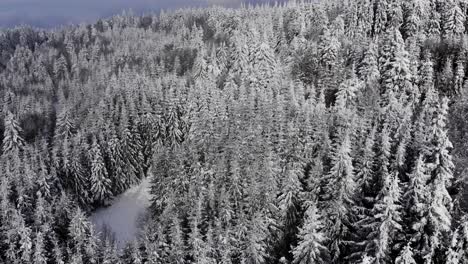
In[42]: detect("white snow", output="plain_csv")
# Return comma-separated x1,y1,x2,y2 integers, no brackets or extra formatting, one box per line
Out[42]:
91,176,152,248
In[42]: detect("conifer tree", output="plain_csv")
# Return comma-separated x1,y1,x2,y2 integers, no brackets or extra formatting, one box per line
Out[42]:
69,208,90,246
423,97,455,262
107,127,128,193
69,135,89,205
54,108,75,141
446,216,468,264
121,127,139,186
358,43,379,84
251,40,276,89
89,137,112,205
441,1,466,38
33,231,47,264
361,125,402,263
403,155,430,258
373,0,389,35
395,244,416,264
359,255,374,264
291,202,330,264
321,131,355,262
240,214,268,264
2,111,24,156
168,212,185,264
189,196,207,264
130,241,143,264
50,234,65,264
366,172,403,263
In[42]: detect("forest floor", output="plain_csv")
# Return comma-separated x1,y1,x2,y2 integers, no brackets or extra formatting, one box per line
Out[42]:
91,177,152,249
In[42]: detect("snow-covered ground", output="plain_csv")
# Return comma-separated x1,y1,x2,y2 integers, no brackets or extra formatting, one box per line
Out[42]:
91,177,152,248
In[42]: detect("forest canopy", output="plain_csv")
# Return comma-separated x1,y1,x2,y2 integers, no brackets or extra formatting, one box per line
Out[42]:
1,0,468,263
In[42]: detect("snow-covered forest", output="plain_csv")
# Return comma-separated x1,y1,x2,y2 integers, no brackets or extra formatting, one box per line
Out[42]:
1,0,468,263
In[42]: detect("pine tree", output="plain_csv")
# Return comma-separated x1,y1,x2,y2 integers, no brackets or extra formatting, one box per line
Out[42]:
100,240,116,264
36,161,52,200
240,213,268,264
54,54,68,79
33,194,48,227
2,111,24,156
278,162,303,231
379,28,413,111
229,33,250,81
277,161,303,261
335,76,359,113
33,231,48,264
84,225,99,264
5,209,33,263
441,1,466,38
321,131,355,262
403,155,430,258
250,40,277,89
168,211,185,264
69,207,89,244
346,124,377,262
130,241,143,264
395,244,416,264
291,202,330,264
69,252,84,264
446,215,468,264
362,125,402,263
69,135,90,205
403,1,421,39
318,28,340,73
366,172,403,263
373,0,389,35
427,4,441,37
359,255,374,264
107,127,128,193
423,97,455,262
355,125,376,194
54,108,75,140
50,234,65,264
189,195,214,264
439,57,454,94
89,136,112,205
358,42,379,84
121,127,139,186
454,56,465,94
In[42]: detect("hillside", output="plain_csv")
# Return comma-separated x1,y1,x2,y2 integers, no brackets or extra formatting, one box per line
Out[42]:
1,0,468,263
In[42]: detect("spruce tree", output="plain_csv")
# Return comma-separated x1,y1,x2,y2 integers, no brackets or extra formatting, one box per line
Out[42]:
367,172,403,263
362,125,403,263
403,155,430,259
321,130,355,262
446,215,468,264
441,1,466,38
54,108,75,141
33,231,47,264
395,244,416,264
423,97,455,262
89,137,112,205
291,202,330,264
2,111,24,156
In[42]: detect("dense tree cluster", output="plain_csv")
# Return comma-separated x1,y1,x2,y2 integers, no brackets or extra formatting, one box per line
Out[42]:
1,0,468,263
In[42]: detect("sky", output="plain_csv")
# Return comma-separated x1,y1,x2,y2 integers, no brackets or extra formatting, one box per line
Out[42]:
0,0,280,28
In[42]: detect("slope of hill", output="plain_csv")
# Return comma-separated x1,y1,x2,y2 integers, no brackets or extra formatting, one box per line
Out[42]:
1,0,468,263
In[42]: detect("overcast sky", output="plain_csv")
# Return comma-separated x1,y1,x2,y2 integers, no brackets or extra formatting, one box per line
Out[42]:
0,0,280,28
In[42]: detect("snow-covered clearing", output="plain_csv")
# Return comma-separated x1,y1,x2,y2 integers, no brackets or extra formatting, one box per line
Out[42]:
91,177,152,248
